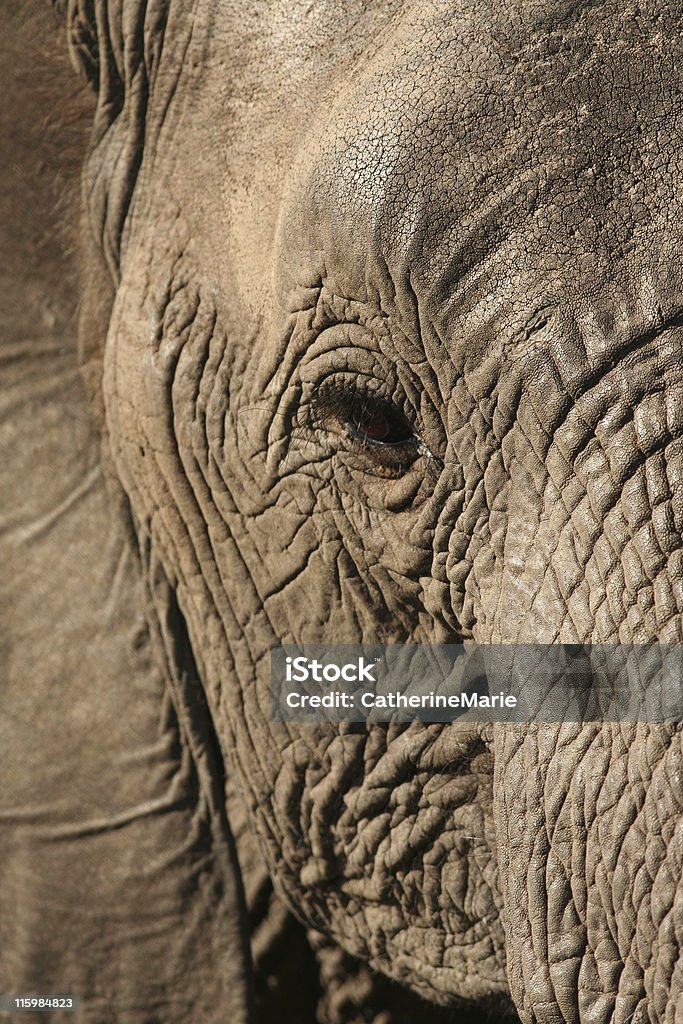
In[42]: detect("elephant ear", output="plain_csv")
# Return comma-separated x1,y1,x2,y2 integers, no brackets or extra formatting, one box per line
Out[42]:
60,0,158,404
63,0,99,90
1,5,253,1021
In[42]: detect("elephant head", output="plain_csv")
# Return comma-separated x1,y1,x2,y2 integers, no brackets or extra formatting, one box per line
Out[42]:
5,1,682,1022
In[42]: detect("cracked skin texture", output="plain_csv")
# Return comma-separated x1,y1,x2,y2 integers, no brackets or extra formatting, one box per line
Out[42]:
4,0,683,1021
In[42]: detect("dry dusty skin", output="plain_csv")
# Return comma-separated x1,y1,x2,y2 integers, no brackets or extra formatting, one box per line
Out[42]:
1,3,682,1023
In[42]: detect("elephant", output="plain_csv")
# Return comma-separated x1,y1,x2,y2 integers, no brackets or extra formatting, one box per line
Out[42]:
2,0,682,1022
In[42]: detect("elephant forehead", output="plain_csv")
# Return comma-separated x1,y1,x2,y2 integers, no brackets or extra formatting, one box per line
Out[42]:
271,0,683,349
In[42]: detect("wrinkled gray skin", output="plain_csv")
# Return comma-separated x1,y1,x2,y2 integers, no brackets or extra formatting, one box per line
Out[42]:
3,1,683,1022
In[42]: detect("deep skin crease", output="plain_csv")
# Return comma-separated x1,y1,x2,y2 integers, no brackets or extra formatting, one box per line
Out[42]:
5,1,683,1022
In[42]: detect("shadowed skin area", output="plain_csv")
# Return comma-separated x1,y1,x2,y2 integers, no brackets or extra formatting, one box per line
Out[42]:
4,1,682,1022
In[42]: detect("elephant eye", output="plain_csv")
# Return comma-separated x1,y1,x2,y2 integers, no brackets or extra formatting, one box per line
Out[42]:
308,379,420,473
345,399,414,447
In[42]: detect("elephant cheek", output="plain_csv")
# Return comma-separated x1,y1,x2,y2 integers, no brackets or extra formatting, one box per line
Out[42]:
470,432,683,645
494,722,682,1024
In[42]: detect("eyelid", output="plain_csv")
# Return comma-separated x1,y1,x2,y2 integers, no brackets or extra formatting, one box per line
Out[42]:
312,379,411,425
